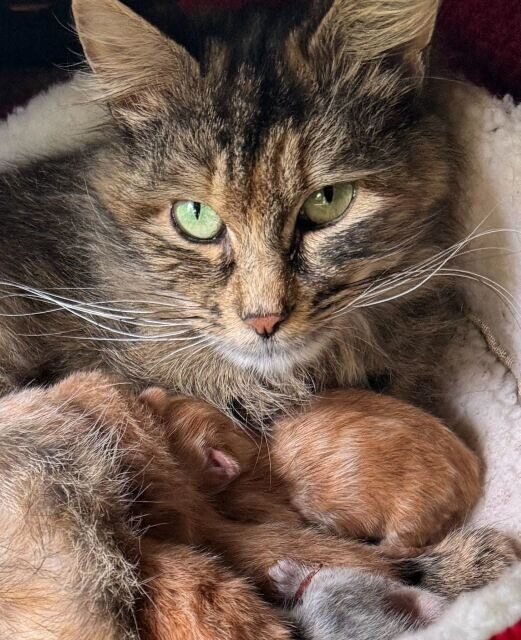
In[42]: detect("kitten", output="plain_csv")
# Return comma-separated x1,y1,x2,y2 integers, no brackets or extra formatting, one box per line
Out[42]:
270,559,446,640
151,387,480,550
0,0,460,424
139,388,257,495
140,387,302,525
271,389,482,550
0,371,516,639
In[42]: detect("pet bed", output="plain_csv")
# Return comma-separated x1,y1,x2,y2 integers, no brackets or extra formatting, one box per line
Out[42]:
0,75,520,639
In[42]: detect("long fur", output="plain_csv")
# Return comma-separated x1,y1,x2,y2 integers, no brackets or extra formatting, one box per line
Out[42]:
0,0,460,425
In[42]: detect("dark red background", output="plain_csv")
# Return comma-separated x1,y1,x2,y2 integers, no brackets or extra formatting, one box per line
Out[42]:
439,0,521,101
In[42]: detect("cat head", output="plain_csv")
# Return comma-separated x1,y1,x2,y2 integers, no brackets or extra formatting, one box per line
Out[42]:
73,0,452,381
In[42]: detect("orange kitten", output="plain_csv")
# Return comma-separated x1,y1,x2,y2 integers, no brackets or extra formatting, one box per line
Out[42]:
271,389,482,551
146,387,481,552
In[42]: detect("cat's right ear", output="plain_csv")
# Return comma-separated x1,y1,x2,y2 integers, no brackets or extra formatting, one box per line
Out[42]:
297,0,439,80
72,0,199,112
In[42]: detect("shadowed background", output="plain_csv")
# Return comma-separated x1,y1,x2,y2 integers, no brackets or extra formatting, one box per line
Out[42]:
0,0,520,119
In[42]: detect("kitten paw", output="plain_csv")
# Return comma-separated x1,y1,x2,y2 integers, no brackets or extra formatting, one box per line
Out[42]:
269,559,309,600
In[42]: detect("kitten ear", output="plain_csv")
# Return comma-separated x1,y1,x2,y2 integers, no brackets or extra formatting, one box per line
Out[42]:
72,0,198,104
202,448,241,494
139,387,170,416
309,0,439,74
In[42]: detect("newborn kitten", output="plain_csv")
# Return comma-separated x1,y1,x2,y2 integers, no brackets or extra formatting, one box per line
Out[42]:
139,388,256,495
0,0,460,424
148,387,481,551
269,560,445,640
140,387,302,526
271,389,482,550
0,373,515,639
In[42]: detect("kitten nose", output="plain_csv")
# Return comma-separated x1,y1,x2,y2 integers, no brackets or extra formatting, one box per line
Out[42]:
244,314,285,337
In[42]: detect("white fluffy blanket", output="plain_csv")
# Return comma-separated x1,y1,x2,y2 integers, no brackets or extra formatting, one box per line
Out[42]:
0,78,520,638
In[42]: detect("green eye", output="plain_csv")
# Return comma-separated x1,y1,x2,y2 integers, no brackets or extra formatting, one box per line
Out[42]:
301,183,355,226
172,201,223,241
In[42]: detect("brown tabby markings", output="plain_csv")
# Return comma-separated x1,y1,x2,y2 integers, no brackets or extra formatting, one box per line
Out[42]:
0,0,459,424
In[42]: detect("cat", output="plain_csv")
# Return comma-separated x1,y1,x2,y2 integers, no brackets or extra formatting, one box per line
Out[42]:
269,389,481,550
0,0,460,425
0,371,517,639
144,385,481,551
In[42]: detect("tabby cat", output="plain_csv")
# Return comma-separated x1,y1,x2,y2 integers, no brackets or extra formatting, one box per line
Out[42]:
0,0,459,425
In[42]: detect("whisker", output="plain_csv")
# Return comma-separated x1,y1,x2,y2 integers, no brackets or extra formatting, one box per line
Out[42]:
437,268,521,327
327,224,521,318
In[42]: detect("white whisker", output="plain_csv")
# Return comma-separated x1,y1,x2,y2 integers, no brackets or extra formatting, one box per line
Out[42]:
327,223,521,319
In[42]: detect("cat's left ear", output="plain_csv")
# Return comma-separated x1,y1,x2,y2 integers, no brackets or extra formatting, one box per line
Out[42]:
72,0,199,110
306,0,439,78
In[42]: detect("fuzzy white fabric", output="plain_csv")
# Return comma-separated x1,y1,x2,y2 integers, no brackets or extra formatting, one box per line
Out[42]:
399,563,521,640
0,78,520,638
0,75,106,170
399,84,521,639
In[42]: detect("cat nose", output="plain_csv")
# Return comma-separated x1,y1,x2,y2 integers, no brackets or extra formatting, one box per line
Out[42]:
244,314,285,337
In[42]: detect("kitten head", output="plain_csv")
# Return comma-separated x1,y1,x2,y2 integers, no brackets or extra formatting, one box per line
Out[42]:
73,0,453,395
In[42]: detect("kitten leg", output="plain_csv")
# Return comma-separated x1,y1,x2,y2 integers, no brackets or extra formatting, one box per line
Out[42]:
139,539,292,640
0,396,141,639
270,560,445,640
205,519,397,596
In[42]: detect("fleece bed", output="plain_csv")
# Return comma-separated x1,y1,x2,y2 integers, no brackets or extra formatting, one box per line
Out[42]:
0,76,520,639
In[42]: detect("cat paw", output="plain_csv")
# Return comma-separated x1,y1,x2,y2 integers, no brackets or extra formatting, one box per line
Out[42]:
402,527,521,597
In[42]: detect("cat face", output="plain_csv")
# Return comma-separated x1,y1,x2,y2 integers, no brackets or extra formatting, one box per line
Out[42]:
75,0,452,379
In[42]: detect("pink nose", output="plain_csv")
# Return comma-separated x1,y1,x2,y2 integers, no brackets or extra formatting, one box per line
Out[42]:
244,314,284,337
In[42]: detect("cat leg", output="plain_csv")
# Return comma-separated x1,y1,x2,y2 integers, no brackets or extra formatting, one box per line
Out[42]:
266,529,519,640
139,539,292,640
396,527,521,597
0,376,150,639
207,519,520,600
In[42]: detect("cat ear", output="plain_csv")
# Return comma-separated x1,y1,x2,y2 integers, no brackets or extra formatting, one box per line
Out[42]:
308,0,439,75
72,0,198,105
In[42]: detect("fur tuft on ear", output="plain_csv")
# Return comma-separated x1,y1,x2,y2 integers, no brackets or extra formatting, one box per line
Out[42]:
72,0,198,106
307,0,439,74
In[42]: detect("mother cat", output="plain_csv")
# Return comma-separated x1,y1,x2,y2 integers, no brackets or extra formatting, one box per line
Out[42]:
0,0,458,423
